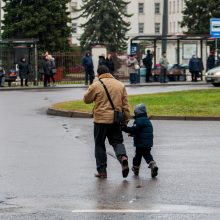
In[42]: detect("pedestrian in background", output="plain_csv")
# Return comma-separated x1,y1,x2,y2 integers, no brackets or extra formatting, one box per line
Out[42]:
127,54,139,84
189,54,200,82
159,52,169,83
98,54,107,67
82,51,94,85
48,54,56,86
122,104,158,178
18,57,29,87
142,50,153,82
42,55,51,87
198,57,204,80
83,65,130,179
207,51,215,71
0,66,5,87
106,54,115,75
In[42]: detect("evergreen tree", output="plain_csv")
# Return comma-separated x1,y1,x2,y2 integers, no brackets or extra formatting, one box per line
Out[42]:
180,0,220,34
2,0,72,52
76,0,132,52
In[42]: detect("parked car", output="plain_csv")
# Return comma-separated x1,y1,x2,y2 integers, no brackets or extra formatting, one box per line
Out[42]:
205,66,220,87
152,64,186,81
5,69,17,86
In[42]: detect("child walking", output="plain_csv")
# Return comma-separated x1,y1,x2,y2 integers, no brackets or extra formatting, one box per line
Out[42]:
122,103,158,177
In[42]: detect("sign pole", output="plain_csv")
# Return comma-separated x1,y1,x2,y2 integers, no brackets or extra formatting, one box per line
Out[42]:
215,38,218,63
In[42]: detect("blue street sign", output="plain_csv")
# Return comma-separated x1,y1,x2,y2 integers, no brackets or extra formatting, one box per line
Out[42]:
130,43,138,55
210,18,220,38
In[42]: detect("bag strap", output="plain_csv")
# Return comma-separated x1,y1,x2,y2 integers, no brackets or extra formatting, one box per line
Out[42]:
99,79,115,110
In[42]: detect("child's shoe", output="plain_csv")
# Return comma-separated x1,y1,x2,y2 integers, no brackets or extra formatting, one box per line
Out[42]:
148,161,158,178
132,166,140,176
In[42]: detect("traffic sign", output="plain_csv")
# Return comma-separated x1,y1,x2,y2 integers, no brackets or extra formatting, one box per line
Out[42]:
210,18,220,38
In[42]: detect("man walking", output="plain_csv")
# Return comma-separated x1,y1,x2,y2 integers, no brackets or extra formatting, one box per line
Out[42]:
83,65,130,178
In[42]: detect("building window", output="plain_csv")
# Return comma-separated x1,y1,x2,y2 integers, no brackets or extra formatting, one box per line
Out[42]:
138,3,144,14
70,2,77,11
169,1,172,14
155,23,160,34
173,1,175,13
177,22,179,33
123,5,128,13
139,23,144,33
177,0,179,13
173,22,176,33
181,0,184,10
155,3,160,14
72,23,77,34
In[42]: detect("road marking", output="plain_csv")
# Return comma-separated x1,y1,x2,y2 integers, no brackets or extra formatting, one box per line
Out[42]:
71,209,161,213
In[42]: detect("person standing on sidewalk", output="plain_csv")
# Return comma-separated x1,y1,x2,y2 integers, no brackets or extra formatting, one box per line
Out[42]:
142,50,153,82
106,54,115,75
82,51,94,85
127,54,139,84
18,57,30,87
48,54,56,86
159,52,169,83
83,65,131,179
122,104,158,178
189,54,200,82
0,66,5,87
206,51,215,71
42,55,51,87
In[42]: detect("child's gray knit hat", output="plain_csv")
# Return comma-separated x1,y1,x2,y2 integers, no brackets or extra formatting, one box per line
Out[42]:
134,103,147,115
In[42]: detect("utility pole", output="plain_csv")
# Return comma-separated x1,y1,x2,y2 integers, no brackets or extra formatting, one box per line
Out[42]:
162,0,168,53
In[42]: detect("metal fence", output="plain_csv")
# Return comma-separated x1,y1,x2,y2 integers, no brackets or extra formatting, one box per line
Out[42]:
49,52,84,83
37,52,130,84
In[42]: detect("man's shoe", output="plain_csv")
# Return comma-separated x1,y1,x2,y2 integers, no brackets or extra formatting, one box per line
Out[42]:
132,166,140,176
120,156,129,178
94,173,107,178
148,161,158,178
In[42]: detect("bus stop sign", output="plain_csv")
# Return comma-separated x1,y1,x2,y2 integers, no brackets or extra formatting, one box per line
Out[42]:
210,18,220,38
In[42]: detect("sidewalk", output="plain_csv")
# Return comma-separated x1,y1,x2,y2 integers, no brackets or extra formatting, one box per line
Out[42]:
0,80,208,91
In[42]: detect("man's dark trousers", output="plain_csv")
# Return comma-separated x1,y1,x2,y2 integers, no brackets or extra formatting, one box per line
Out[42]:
146,67,152,82
85,69,94,85
94,123,127,173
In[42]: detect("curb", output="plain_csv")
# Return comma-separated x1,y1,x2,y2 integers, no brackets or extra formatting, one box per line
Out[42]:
47,108,92,118
47,107,220,121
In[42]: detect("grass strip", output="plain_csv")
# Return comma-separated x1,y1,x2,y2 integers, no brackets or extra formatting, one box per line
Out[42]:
51,89,220,117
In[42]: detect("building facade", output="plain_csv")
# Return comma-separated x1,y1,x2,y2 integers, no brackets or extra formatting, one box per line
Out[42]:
68,0,192,64
69,0,186,43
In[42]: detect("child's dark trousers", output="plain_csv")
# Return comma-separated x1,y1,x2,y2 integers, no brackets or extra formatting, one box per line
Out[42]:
133,147,153,167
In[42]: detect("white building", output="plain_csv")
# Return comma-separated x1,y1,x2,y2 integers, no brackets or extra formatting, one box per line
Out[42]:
69,0,191,64
69,0,186,42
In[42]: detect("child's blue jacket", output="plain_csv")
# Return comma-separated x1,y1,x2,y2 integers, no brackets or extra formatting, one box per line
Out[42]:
122,113,153,148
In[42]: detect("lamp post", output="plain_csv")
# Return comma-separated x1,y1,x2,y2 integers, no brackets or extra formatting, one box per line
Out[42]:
162,0,168,53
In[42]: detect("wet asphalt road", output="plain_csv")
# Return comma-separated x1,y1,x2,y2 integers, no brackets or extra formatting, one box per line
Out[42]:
0,84,220,219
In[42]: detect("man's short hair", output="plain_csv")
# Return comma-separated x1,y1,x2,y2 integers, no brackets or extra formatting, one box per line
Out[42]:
97,65,109,75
